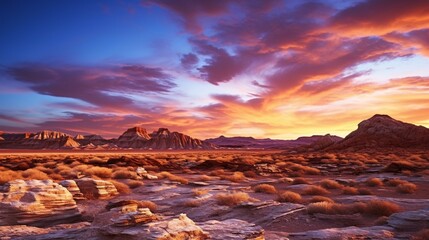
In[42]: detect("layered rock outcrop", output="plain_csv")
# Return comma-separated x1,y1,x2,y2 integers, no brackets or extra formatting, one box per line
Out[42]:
0,180,81,227
75,178,118,199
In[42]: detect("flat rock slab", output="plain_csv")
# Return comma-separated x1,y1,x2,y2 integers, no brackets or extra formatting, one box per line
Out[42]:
199,219,264,240
388,209,429,231
288,226,395,240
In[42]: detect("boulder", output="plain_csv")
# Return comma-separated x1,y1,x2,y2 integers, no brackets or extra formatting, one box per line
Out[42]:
75,178,118,199
387,209,429,231
100,213,209,239
199,219,265,240
0,180,81,227
59,180,85,200
137,167,158,180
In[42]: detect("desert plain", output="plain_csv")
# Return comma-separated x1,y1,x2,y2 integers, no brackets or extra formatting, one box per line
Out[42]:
0,148,428,239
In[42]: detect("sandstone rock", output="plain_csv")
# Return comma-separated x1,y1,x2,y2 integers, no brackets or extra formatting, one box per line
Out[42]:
288,226,395,239
387,209,429,231
59,180,85,200
137,167,158,180
111,207,158,227
75,178,118,199
0,180,81,227
199,219,264,240
100,213,209,240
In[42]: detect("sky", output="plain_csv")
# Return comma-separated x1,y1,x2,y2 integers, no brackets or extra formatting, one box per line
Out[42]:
1,0,429,140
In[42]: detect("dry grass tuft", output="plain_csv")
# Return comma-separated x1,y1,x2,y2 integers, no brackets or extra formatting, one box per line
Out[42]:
126,179,144,189
292,177,310,185
158,171,189,184
21,169,50,180
365,200,401,216
196,175,214,182
183,199,204,207
366,178,383,187
307,200,400,217
396,182,417,194
386,178,407,187
137,201,157,212
113,169,137,179
253,184,277,194
303,185,330,195
320,179,343,189
277,191,302,203
216,192,250,206
84,166,113,179
342,186,359,195
110,180,131,194
309,196,334,203
220,172,246,182
192,188,209,196
0,170,23,184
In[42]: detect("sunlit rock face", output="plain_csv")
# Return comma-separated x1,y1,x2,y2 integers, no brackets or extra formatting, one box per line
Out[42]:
117,127,216,150
74,178,118,200
327,114,429,150
0,180,81,227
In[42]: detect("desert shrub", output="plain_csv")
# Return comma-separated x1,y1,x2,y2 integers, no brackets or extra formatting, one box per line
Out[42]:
137,201,157,212
59,169,77,179
396,182,417,194
196,175,214,181
243,170,258,178
21,169,50,180
303,185,330,195
253,184,277,194
84,166,112,178
309,196,334,203
209,169,225,176
292,177,310,185
110,180,131,194
183,199,204,207
158,171,188,184
220,172,246,182
366,178,383,187
307,202,366,215
365,200,401,216
342,186,359,195
192,188,209,196
307,200,400,217
49,173,64,180
277,191,302,203
290,164,320,175
384,160,416,172
216,192,250,206
320,179,343,189
113,169,137,179
0,170,23,184
386,178,407,187
126,180,144,189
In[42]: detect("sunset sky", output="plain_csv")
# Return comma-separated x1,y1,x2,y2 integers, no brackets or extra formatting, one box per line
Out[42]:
1,0,429,139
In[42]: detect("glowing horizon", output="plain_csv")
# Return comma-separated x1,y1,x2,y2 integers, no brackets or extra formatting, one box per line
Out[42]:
1,0,429,140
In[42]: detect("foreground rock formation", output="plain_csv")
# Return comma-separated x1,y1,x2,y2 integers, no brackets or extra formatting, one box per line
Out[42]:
75,178,118,199
0,180,81,226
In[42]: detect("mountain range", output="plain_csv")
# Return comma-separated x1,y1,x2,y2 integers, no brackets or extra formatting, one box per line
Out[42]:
1,114,428,150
